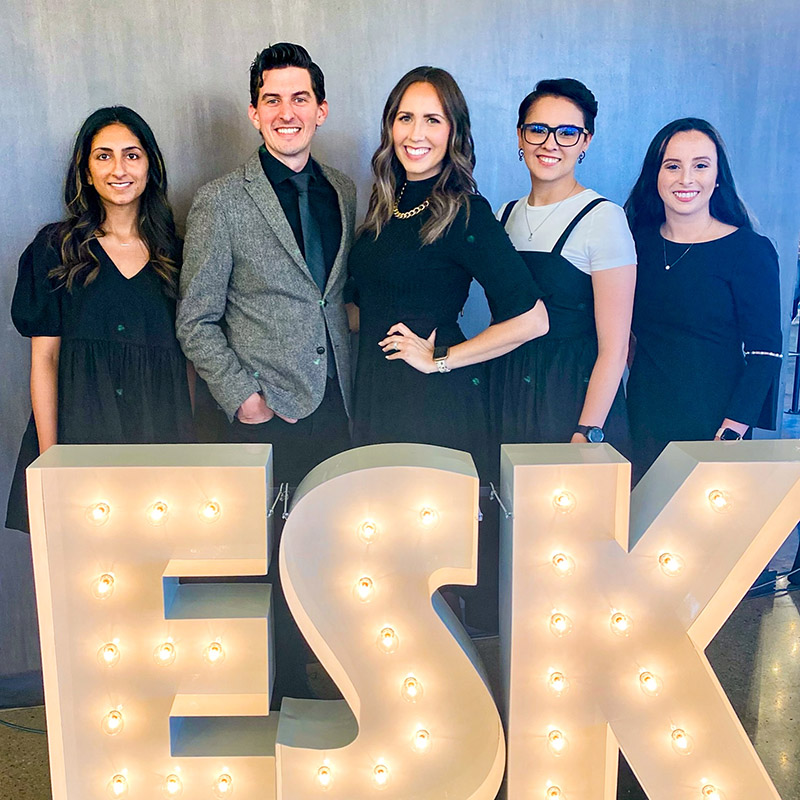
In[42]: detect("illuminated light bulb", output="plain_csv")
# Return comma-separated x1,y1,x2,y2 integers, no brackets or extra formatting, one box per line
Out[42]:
108,774,128,797
316,765,333,789
413,728,431,752
98,642,120,667
203,640,225,665
373,763,389,787
639,671,662,697
198,500,222,522
551,552,575,577
549,612,573,638
358,519,378,543
658,552,684,577
147,500,169,525
707,489,731,513
213,773,233,797
547,671,569,695
671,728,694,755
101,709,124,736
153,641,177,666
546,788,563,799
87,501,111,526
552,490,576,513
92,572,116,600
163,773,183,797
701,785,724,800
547,729,568,756
401,676,423,702
418,507,439,527
377,627,399,654
354,576,375,602
610,612,632,637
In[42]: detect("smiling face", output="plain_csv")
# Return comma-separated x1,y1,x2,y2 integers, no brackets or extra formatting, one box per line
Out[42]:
656,130,718,223
518,94,590,193
86,123,149,211
248,66,328,171
391,81,451,181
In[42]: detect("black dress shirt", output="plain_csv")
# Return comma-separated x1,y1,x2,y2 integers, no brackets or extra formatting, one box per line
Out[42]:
258,145,342,281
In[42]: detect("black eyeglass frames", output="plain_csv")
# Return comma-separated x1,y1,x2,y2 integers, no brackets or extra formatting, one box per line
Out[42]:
520,123,589,147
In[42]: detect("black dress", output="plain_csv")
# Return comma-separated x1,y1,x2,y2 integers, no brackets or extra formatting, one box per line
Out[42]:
489,198,631,452
348,177,542,479
626,227,782,481
5,225,194,533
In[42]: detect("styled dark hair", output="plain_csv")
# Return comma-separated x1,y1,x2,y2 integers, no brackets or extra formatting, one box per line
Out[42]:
624,117,752,234
249,42,325,106
50,106,180,295
517,78,598,134
360,66,477,245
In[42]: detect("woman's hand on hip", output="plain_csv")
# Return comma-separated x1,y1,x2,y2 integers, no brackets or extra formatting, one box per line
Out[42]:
380,323,437,374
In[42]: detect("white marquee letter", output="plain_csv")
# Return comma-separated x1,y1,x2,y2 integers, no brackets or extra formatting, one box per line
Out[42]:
28,444,276,799
500,441,800,800
277,443,505,799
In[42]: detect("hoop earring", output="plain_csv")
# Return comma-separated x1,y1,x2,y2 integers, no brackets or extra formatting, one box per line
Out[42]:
578,151,586,164
518,148,524,161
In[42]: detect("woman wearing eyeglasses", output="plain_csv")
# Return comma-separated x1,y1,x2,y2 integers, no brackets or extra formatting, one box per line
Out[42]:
624,118,782,483
490,78,636,453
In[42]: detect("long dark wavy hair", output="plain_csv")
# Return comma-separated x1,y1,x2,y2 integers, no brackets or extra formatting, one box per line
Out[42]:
624,117,752,235
49,106,180,295
360,66,477,245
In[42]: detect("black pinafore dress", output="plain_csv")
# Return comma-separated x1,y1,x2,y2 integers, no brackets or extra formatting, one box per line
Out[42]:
489,197,630,453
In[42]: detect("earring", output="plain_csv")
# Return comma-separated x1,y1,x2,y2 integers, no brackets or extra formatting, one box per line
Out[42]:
518,148,524,161
578,151,586,164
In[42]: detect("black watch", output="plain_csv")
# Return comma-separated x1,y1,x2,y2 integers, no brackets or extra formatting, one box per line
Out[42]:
716,427,743,441
575,425,604,443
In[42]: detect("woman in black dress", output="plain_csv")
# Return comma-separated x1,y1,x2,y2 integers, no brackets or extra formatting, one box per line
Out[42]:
625,118,782,482
5,106,193,533
348,66,548,478
490,79,636,452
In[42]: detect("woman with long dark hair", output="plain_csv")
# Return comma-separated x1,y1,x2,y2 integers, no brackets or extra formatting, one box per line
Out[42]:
5,106,193,532
348,66,548,474
625,117,782,481
490,78,636,452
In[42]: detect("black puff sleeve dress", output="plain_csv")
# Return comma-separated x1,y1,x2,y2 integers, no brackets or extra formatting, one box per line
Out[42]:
5,225,194,533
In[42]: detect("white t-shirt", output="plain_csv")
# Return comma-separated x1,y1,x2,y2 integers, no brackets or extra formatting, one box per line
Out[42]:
496,189,636,275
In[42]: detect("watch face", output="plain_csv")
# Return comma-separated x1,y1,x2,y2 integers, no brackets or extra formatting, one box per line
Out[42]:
719,428,742,441
586,427,605,443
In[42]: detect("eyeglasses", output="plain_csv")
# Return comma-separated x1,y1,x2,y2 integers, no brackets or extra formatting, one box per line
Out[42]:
521,123,588,147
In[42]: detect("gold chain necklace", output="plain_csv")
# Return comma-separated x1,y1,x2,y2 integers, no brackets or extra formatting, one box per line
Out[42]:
392,182,430,219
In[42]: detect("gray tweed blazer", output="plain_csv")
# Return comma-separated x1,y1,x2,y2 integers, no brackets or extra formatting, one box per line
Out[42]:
176,151,357,421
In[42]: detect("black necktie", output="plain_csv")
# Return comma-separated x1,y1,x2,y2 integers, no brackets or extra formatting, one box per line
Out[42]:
288,171,336,379
288,172,327,293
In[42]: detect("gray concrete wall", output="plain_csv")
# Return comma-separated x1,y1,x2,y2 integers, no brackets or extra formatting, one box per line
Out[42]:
1,0,799,676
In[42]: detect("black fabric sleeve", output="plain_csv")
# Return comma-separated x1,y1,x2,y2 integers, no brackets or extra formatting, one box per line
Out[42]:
454,195,544,323
11,225,63,338
725,232,783,428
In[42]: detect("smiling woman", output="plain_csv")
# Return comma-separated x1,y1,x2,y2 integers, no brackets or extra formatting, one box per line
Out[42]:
5,106,194,534
347,66,549,480
624,118,783,482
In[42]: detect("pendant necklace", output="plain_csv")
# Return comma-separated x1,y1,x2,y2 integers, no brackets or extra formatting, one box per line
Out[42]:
524,180,578,242
392,183,430,219
662,218,714,270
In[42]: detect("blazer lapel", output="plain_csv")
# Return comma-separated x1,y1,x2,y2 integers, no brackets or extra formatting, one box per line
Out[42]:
242,152,313,279
319,163,352,298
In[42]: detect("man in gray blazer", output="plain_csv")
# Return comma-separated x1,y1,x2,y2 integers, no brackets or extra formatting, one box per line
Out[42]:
177,42,356,488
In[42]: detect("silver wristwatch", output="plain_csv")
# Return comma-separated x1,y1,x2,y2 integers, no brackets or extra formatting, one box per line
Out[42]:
433,346,451,373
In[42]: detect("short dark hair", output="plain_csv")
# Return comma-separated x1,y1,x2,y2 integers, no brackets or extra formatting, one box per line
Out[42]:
249,42,325,106
624,117,752,234
516,78,598,134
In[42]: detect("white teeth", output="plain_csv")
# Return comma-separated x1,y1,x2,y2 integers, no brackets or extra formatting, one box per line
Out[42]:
406,147,430,156
674,191,698,198
538,156,559,164
276,127,300,134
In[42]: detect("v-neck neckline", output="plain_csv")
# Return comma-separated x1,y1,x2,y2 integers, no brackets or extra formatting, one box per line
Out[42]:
94,238,150,280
